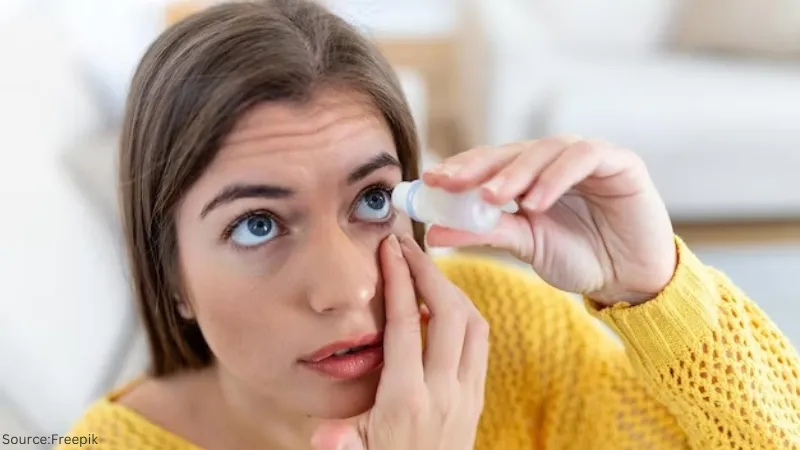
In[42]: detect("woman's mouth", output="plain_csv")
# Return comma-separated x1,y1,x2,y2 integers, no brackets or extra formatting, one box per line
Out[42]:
300,333,384,380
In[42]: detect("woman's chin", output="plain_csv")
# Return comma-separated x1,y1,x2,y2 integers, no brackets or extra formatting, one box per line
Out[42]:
313,371,381,419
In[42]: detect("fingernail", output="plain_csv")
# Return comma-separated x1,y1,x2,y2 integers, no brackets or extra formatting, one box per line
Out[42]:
339,441,362,450
482,177,505,194
335,435,363,450
387,234,402,256
432,163,459,177
399,234,416,250
522,190,541,210
444,164,461,176
428,163,445,173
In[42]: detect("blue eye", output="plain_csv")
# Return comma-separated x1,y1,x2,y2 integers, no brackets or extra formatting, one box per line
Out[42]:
229,213,279,247
354,188,392,222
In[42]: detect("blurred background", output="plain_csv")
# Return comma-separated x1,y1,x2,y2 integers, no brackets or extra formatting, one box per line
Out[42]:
1,0,799,447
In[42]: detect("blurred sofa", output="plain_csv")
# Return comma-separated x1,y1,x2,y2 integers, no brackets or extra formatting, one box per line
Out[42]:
456,0,800,222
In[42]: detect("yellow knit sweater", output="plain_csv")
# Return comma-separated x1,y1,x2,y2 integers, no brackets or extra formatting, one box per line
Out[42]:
59,237,800,449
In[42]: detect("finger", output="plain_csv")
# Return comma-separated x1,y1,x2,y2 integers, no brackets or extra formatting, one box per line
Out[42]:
422,144,521,192
459,307,490,397
520,139,608,212
379,234,424,385
398,234,468,380
424,214,534,258
311,422,364,450
480,136,581,205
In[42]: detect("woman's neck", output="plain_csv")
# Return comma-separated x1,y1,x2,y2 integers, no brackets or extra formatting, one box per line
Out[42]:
206,365,344,450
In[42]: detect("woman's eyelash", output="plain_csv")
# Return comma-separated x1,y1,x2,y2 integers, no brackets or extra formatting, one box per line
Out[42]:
221,182,396,243
351,182,396,223
363,182,394,197
221,209,279,241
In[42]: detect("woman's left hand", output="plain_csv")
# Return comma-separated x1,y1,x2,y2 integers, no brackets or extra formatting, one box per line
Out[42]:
423,136,677,306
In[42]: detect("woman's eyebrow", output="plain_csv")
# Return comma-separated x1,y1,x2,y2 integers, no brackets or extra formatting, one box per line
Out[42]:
347,152,401,185
200,184,293,218
200,152,400,219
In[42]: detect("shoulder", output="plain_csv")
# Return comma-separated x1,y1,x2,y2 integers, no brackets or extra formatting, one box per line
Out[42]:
57,378,199,450
57,398,144,449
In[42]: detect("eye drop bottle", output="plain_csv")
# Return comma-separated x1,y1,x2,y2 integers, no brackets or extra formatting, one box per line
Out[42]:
391,180,516,234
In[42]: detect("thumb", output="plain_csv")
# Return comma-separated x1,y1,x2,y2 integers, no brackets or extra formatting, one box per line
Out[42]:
311,421,365,450
425,213,529,253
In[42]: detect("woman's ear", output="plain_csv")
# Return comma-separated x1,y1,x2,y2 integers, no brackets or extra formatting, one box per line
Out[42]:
175,293,196,320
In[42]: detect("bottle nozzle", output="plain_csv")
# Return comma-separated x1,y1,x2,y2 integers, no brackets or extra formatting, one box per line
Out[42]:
391,180,421,221
391,179,512,233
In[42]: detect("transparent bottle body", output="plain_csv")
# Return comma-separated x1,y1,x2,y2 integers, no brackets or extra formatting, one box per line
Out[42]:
398,181,503,234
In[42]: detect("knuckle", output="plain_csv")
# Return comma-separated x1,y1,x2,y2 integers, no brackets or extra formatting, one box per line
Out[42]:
534,166,559,186
457,145,493,161
520,139,541,151
611,145,647,169
552,134,583,145
391,314,422,334
400,390,429,416
431,383,461,414
586,137,612,147
620,146,643,162
472,314,491,339
447,298,470,322
464,387,486,414
568,139,600,158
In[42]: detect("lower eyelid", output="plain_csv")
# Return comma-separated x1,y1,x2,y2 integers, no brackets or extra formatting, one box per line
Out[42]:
373,210,397,227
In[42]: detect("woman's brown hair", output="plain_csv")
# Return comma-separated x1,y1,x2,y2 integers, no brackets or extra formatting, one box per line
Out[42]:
119,0,425,377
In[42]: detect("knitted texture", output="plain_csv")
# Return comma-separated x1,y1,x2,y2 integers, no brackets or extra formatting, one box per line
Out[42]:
58,237,800,449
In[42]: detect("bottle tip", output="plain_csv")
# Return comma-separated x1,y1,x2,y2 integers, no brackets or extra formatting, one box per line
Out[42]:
390,181,412,213
391,180,421,221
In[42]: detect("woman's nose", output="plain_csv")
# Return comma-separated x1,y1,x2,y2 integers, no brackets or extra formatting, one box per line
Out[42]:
302,228,378,315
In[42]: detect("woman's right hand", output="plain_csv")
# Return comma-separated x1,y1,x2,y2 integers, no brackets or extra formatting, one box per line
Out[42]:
311,234,490,450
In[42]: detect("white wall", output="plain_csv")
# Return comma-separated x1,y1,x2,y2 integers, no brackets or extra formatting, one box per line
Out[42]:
328,0,458,37
45,0,169,117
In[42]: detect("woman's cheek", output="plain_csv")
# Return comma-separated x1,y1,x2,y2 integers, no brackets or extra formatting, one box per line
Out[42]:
193,285,297,381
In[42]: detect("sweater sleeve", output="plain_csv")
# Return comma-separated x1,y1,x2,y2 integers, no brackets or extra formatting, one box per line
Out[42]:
437,255,688,449
437,240,799,449
581,236,800,449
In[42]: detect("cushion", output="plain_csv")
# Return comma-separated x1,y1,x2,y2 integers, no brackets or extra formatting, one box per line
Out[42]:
534,0,678,54
675,0,800,58
546,55,800,221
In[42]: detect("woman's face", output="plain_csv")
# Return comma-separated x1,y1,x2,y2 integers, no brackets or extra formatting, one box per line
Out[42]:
174,88,414,419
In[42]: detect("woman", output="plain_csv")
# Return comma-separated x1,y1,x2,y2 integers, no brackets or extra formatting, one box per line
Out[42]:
60,1,799,449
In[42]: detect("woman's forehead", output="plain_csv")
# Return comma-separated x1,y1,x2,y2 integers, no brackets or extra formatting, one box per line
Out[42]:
224,88,386,144
180,89,401,214
217,89,396,167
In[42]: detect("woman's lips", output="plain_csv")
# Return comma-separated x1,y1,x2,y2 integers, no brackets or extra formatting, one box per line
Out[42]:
300,333,384,380
301,345,384,380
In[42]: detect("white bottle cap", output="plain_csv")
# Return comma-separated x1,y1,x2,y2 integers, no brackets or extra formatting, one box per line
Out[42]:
391,180,422,221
